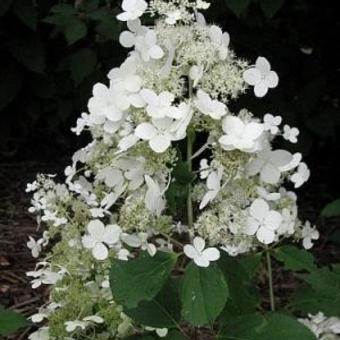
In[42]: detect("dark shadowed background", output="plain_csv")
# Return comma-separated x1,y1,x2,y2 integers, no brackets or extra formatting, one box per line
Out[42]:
0,0,340,337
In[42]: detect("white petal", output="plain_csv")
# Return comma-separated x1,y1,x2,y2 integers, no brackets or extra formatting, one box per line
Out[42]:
194,256,210,267
135,123,157,140
184,244,199,259
254,82,268,98
270,150,293,167
92,243,109,260
149,45,164,59
244,217,260,235
116,12,131,21
261,163,281,184
193,237,206,252
209,25,222,44
124,75,142,93
250,198,269,221
83,316,104,323
122,0,136,12
119,31,136,48
87,220,105,240
207,171,220,190
222,116,244,135
140,89,158,105
149,134,171,153
256,226,275,244
243,69,261,86
265,71,279,88
202,248,220,261
82,235,96,249
122,234,142,247
118,134,139,151
264,211,282,231
247,158,264,176
256,57,271,75
103,225,122,244
147,243,157,256
244,122,264,140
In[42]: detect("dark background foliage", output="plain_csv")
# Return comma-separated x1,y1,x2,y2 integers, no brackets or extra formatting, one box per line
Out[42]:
0,0,339,192
0,1,340,337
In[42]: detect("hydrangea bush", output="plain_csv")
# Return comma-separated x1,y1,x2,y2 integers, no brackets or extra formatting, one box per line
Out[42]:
26,1,340,339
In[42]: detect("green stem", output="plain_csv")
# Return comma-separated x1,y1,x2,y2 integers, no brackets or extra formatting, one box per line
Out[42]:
266,251,275,311
187,78,194,230
187,135,194,229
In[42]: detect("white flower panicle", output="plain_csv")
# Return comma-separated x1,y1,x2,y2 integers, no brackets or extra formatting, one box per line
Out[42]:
27,0,318,337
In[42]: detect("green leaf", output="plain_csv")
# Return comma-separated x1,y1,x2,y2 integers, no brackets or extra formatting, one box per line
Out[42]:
110,251,177,309
12,0,37,30
260,0,284,18
321,198,340,217
80,0,99,12
273,246,316,272
218,255,258,318
63,17,87,45
95,20,120,40
239,254,262,278
0,63,23,110
43,14,87,45
50,4,77,15
219,313,316,340
218,313,266,339
0,0,12,16
259,313,316,340
224,0,251,17
7,35,45,73
0,305,30,336
329,229,340,245
70,48,97,85
181,263,229,327
290,285,340,317
124,279,181,328
299,267,340,296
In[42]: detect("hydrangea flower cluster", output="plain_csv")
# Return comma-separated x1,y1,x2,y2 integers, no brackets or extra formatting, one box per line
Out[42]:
26,0,320,338
299,313,340,340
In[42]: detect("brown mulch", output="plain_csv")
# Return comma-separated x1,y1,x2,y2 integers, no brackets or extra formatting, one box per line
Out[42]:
0,159,339,339
0,161,66,339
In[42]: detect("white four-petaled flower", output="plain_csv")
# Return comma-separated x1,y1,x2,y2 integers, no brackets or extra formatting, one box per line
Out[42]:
219,116,264,152
243,57,279,97
27,236,43,258
283,124,300,143
245,198,283,244
290,162,310,188
195,90,227,120
247,150,293,185
263,114,282,135
117,0,148,21
135,30,164,62
135,118,174,153
184,237,220,267
301,221,319,249
140,89,181,119
82,220,122,260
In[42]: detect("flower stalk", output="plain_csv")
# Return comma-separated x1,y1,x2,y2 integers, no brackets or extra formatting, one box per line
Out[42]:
266,250,275,311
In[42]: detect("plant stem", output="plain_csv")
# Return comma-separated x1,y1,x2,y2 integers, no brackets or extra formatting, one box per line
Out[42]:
187,78,194,229
266,251,275,311
187,129,194,230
